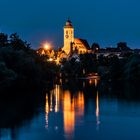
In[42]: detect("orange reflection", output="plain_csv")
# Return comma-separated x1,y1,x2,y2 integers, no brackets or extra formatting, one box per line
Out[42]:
96,92,99,117
45,94,49,128
50,91,53,112
89,79,93,85
55,85,60,112
45,85,61,129
95,79,98,87
45,85,85,135
75,92,84,117
63,91,75,136
96,91,100,129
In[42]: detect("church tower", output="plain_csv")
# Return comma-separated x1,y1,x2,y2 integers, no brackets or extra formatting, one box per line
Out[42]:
63,19,74,54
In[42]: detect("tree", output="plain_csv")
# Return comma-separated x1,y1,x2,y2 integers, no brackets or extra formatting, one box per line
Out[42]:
91,43,100,53
80,53,97,74
0,33,58,90
123,54,140,81
10,33,30,51
108,56,122,80
0,33,8,47
117,42,131,51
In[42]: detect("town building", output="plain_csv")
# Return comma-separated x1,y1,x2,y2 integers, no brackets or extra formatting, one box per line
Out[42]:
62,19,90,55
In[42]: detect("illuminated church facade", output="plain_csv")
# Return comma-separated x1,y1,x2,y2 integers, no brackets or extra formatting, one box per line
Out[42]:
62,19,90,55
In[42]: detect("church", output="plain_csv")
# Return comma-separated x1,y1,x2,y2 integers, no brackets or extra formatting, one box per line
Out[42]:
62,19,90,55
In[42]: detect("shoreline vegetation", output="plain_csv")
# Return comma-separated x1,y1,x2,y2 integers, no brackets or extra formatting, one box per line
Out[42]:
0,33,56,132
0,33,58,93
0,32,140,93
60,51,140,81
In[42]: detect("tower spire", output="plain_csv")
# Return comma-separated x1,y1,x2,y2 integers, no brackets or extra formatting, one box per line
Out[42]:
65,17,72,27
63,18,74,54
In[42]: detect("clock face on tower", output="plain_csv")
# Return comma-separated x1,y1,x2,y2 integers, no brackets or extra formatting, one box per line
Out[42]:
65,34,69,38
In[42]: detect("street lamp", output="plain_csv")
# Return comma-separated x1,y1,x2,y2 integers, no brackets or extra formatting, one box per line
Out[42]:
43,43,50,50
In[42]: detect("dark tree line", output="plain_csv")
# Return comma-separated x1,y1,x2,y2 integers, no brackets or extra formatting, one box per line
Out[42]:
0,33,58,92
61,51,140,82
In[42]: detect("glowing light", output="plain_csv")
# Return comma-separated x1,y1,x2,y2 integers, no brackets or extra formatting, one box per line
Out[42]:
96,92,99,117
55,85,60,113
89,79,92,85
45,94,49,128
44,43,50,50
50,91,53,111
63,91,75,138
96,91,100,130
95,79,98,87
41,41,52,50
75,92,84,117
48,58,53,62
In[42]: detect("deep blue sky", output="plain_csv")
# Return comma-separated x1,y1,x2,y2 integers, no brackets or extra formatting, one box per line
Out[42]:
0,0,140,49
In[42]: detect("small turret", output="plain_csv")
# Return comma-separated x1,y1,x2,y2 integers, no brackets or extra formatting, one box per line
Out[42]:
63,18,74,54
64,18,73,28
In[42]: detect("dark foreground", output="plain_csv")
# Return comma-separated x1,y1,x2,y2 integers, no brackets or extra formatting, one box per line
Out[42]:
0,79,140,140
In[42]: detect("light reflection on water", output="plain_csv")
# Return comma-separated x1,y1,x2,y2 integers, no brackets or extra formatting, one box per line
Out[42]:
1,79,140,140
96,91,100,130
45,94,49,129
63,90,75,139
45,79,100,139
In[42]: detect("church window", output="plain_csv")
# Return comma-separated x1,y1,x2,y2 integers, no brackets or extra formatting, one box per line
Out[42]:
66,31,68,34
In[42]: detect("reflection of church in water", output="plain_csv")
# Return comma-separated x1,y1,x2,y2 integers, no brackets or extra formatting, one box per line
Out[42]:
45,79,100,139
62,19,90,55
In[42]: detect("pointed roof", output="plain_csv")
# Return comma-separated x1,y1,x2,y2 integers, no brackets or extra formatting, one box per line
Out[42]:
64,18,73,28
74,38,90,50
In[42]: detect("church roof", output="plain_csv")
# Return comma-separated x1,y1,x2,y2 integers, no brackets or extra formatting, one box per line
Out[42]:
64,19,73,28
74,38,90,50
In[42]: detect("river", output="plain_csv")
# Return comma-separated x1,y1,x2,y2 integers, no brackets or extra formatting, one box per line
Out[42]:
1,79,140,140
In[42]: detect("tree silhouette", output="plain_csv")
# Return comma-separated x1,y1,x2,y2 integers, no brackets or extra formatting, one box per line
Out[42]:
0,33,8,47
91,43,100,53
117,42,131,51
10,33,30,51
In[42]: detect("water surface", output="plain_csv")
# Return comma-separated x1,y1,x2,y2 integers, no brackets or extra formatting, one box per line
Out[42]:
1,79,140,140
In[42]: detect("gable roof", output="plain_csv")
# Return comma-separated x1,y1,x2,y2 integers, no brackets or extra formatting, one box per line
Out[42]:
74,38,90,50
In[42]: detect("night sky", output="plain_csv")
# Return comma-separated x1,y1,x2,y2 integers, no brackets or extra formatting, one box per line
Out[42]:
0,0,140,49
